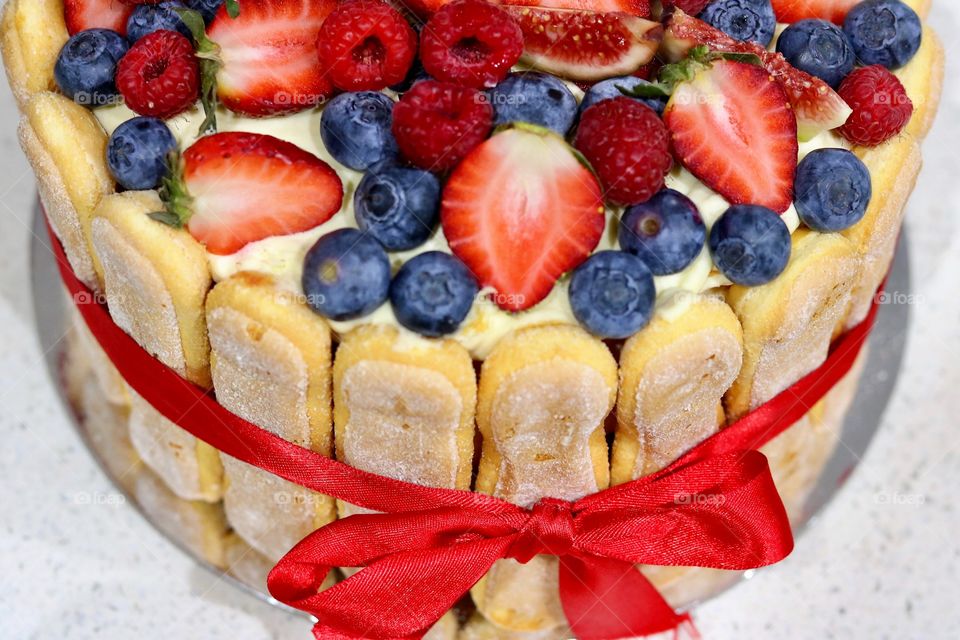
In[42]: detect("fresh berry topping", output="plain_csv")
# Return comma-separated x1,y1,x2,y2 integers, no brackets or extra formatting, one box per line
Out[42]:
700,0,777,47
184,0,224,23
488,72,578,135
709,205,791,286
776,19,855,88
664,10,851,140
618,189,706,276
795,148,871,231
208,0,336,117
420,0,523,89
568,250,655,339
505,6,662,82
392,80,493,172
55,29,129,107
354,165,441,251
302,229,391,321
126,1,190,43
116,30,199,119
579,76,666,116
664,59,798,213
672,0,713,14
770,0,860,25
64,0,134,37
836,65,913,146
107,116,177,190
317,0,417,92
843,0,922,70
156,132,344,255
389,251,480,337
574,97,672,206
405,0,653,17
320,92,399,171
442,125,604,312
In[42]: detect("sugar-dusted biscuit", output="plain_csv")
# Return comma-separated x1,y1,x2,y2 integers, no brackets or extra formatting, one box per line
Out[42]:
612,294,743,482
725,230,861,419
898,28,944,140
333,325,476,516
459,613,570,640
423,613,461,640
90,191,212,387
0,0,68,108
128,390,223,503
472,325,617,633
19,92,114,291
207,273,336,563
69,308,129,406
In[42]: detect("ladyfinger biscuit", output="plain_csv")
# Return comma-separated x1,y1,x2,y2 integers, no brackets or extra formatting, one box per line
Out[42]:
472,325,618,633
611,295,743,483
725,229,861,419
0,0,68,108
206,273,336,563
423,613,461,640
459,613,569,640
333,325,476,514
90,191,212,387
70,308,129,406
20,92,114,291
898,29,944,140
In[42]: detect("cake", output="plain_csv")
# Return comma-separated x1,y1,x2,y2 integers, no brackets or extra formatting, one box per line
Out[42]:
2,0,943,637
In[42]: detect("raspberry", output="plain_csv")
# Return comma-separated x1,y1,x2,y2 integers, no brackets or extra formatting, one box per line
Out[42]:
317,0,417,92
672,0,712,14
420,0,523,90
837,65,914,147
392,80,493,172
116,29,199,120
574,97,672,205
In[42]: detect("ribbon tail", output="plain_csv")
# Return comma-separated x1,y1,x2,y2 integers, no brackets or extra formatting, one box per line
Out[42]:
559,555,691,639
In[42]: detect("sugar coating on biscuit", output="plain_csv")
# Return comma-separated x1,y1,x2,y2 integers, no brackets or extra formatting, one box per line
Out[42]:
477,556,567,633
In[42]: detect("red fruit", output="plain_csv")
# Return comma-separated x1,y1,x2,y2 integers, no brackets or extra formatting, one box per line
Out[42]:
442,125,605,312
665,60,798,213
664,9,851,140
574,98,672,206
671,0,712,14
317,0,417,92
505,6,663,82
208,0,336,117
837,65,914,146
64,0,134,36
770,0,860,24
420,0,524,89
116,30,199,119
169,133,344,255
392,80,493,172
405,0,652,17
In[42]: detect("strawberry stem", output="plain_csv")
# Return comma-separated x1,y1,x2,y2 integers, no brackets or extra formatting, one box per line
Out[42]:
149,151,194,229
225,0,240,18
621,45,763,100
174,8,222,135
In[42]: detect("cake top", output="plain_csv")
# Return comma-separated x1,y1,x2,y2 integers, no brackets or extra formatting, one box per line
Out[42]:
54,0,920,356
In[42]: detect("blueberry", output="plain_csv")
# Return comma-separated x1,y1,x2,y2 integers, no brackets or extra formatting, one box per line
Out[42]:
776,20,856,89
700,0,777,47
54,29,129,107
127,2,191,43
709,205,791,286
619,189,705,276
389,251,479,337
320,92,398,171
843,0,921,69
579,76,665,117
107,117,177,190
569,251,655,339
302,229,391,321
794,149,872,232
488,72,578,135
354,166,440,251
185,0,224,23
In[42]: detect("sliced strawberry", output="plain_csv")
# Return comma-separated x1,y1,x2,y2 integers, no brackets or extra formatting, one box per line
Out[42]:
672,0,712,14
770,0,860,24
441,125,605,312
208,0,336,117
665,60,798,213
505,6,663,82
402,0,652,17
163,133,343,255
664,9,851,140
64,0,134,36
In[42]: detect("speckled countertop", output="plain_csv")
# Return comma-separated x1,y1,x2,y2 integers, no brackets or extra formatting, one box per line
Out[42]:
1,5,958,638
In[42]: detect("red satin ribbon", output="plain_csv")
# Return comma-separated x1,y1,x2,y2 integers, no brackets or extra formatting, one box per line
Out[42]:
46,216,881,639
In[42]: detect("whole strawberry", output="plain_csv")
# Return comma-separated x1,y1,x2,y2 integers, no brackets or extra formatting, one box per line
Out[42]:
837,65,914,146
116,29,199,119
574,97,672,206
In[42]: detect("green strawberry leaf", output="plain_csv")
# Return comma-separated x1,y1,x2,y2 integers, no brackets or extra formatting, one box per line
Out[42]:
151,151,194,228
173,7,222,135
226,0,240,18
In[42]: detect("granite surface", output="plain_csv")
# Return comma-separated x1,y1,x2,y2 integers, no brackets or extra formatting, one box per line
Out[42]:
0,4,957,638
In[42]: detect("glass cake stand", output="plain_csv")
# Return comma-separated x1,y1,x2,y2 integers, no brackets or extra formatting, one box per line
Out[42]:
29,205,914,620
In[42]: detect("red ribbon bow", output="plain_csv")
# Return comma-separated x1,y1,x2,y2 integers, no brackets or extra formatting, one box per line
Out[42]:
46,214,880,640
